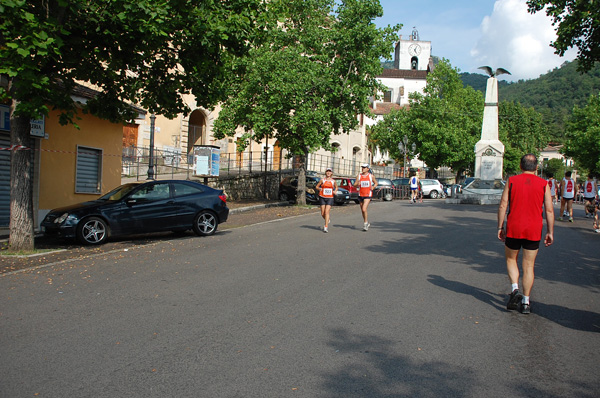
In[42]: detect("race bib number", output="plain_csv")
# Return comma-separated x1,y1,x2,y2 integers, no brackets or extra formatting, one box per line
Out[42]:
361,181,370,188
323,188,333,195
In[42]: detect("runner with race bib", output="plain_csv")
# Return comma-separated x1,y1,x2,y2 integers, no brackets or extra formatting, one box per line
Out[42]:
316,168,338,233
353,163,378,231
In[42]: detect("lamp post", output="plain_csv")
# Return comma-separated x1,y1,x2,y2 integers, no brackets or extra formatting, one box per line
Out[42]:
147,114,156,180
397,135,416,178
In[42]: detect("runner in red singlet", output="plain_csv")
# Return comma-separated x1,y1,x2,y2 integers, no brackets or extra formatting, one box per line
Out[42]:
353,164,378,231
498,154,554,314
315,168,337,233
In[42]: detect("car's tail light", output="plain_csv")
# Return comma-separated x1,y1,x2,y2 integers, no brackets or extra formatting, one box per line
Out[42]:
219,194,227,204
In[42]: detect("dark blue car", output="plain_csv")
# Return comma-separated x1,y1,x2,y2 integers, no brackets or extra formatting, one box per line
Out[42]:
41,180,229,245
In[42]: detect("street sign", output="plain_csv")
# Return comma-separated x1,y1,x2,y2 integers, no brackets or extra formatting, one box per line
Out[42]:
30,116,45,138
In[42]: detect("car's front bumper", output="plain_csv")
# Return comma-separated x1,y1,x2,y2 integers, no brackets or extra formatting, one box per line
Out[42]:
41,223,77,239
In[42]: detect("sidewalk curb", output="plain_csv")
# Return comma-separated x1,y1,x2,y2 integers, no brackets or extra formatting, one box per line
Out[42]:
229,201,290,214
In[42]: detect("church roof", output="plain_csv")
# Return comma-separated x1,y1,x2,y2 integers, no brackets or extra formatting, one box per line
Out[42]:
377,69,428,79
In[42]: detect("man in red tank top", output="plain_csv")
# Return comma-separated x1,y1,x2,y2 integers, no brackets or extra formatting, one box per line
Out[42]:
497,154,554,314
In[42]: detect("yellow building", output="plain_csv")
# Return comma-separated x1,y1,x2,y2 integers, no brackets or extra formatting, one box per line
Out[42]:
0,86,145,235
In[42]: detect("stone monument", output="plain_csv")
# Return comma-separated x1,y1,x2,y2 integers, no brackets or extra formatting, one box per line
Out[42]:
474,66,510,180
446,66,510,205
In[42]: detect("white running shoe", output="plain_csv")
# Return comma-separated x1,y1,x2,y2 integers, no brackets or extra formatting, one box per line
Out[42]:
363,222,370,231
323,226,328,233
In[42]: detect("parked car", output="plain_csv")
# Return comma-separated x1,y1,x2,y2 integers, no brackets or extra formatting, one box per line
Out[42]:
372,178,400,201
279,176,350,205
41,180,228,245
392,178,410,188
420,179,445,198
335,177,359,203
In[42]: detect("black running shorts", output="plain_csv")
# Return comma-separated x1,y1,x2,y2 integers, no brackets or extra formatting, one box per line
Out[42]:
319,196,334,206
505,237,540,251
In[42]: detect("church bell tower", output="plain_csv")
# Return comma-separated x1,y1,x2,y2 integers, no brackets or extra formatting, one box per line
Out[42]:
394,27,432,71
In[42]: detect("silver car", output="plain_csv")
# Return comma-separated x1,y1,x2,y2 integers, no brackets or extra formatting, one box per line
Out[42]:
420,179,445,199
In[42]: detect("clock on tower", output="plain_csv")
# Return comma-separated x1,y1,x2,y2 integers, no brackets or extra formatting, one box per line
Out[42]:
408,43,421,56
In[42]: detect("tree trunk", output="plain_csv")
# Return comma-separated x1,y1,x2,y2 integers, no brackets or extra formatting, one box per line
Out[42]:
297,152,307,205
9,101,35,252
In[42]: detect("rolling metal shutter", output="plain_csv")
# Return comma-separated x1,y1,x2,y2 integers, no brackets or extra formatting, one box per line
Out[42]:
75,146,102,194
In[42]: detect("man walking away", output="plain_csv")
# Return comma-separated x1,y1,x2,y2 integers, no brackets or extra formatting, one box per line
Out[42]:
409,172,419,203
559,171,576,221
583,174,597,218
498,154,554,314
547,173,558,205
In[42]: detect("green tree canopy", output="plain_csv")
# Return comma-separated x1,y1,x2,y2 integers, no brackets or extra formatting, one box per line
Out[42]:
371,59,549,178
527,0,599,73
371,59,484,178
213,0,399,203
499,101,549,176
563,94,600,175
0,0,265,251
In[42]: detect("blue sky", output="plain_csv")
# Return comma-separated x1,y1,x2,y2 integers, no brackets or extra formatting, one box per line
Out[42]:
375,0,576,81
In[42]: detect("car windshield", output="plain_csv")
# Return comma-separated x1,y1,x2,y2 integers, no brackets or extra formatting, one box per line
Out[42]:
98,183,141,201
378,179,392,185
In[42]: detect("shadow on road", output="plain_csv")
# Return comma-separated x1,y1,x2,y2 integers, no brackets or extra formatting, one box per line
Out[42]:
321,327,475,397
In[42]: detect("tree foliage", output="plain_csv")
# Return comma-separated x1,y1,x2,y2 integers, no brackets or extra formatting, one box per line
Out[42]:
372,59,549,178
527,0,600,73
213,0,399,203
499,101,549,176
563,94,600,175
371,59,484,178
0,0,265,250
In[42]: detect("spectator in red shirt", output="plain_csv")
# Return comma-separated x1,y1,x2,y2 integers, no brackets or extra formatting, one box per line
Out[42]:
497,154,554,314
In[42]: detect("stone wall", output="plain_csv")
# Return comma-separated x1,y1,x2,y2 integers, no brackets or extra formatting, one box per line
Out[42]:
205,171,295,201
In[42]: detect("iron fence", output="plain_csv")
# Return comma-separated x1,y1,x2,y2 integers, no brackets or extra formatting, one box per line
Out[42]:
122,145,456,183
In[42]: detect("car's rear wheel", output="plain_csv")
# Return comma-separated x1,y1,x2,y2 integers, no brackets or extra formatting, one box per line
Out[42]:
383,191,393,201
279,192,290,202
77,217,108,245
193,211,218,236
430,190,439,199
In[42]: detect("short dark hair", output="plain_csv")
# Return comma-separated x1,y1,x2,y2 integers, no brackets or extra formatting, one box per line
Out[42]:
520,154,537,172
565,171,572,177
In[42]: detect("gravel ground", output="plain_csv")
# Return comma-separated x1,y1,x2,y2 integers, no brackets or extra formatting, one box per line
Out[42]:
0,199,338,275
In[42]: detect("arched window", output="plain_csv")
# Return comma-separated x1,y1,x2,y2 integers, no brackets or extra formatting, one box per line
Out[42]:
411,57,418,70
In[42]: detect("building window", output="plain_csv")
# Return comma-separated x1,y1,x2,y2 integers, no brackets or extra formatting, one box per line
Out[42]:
76,146,102,194
383,90,392,102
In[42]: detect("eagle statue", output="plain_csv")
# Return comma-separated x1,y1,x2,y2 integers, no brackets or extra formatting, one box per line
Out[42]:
478,66,511,77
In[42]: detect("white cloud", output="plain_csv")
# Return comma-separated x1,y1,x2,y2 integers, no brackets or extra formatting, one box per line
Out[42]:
470,0,576,81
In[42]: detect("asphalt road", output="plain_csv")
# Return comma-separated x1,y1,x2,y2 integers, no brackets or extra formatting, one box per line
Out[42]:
1,200,599,398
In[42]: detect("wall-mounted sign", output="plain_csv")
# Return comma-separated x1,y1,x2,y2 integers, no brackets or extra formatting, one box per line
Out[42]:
30,116,45,137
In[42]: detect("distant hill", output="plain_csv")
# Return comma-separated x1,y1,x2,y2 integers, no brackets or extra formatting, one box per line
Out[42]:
461,61,600,142
460,72,510,93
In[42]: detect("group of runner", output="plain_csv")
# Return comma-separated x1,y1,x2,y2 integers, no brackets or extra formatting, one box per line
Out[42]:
314,166,424,233
315,164,378,233
546,171,599,232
